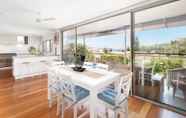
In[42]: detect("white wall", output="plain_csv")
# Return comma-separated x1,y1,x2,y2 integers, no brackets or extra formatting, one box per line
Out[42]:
41,31,61,56
0,32,60,56
0,34,43,54
0,35,17,53
16,35,43,54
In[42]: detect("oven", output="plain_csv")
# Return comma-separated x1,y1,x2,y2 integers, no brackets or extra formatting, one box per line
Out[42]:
0,53,16,68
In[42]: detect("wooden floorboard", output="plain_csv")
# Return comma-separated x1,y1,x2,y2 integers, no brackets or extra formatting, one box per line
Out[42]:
0,69,185,118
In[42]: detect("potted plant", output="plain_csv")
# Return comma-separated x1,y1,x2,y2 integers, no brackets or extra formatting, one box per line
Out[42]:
28,46,37,55
28,46,41,55
73,44,86,72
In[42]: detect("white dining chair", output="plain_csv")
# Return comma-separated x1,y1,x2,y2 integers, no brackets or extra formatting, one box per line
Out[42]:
47,67,62,115
97,72,132,118
59,73,90,118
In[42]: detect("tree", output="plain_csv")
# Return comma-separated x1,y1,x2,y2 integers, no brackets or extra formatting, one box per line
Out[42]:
103,48,108,54
134,37,140,51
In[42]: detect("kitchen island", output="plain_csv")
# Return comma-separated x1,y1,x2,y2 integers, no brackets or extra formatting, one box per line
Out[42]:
13,56,58,79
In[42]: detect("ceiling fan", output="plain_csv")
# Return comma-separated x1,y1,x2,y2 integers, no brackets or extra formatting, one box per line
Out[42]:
35,17,56,23
0,10,5,15
0,8,56,23
17,9,57,23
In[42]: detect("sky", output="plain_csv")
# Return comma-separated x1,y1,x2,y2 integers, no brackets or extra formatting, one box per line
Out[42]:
85,26,186,50
85,34,127,50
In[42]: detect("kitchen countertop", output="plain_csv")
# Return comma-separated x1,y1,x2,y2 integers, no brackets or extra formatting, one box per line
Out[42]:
13,55,59,63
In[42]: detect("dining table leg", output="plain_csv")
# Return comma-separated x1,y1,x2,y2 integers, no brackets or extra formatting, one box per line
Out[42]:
89,90,98,118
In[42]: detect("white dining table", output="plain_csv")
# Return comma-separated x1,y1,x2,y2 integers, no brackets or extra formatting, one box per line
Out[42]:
55,66,121,118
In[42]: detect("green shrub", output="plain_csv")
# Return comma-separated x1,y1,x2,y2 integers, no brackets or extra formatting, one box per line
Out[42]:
86,50,95,62
152,59,168,74
100,53,129,64
145,58,183,74
167,58,183,69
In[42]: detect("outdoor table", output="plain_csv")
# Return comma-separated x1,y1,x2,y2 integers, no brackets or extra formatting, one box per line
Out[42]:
151,73,165,93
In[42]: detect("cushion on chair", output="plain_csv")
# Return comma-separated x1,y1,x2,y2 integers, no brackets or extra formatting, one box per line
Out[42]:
107,84,115,90
75,86,89,102
98,88,117,106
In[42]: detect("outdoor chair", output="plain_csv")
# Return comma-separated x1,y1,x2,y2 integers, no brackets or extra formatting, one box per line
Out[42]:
139,67,152,85
139,60,164,87
167,68,186,99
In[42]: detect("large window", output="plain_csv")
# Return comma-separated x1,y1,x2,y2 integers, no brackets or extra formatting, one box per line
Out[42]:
61,0,186,113
63,13,131,72
46,40,52,53
76,13,131,72
63,29,76,64
134,1,186,111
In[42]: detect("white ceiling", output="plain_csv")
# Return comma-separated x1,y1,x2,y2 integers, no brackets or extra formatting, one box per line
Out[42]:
76,0,186,35
0,0,185,35
0,0,147,35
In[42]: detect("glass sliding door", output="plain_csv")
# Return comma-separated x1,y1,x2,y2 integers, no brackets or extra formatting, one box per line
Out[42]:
77,13,131,73
60,0,186,113
63,29,76,64
134,0,186,111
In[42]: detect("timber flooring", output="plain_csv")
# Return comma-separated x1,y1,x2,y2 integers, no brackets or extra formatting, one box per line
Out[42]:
0,69,185,118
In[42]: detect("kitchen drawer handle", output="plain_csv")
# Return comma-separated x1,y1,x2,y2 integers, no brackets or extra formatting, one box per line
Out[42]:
40,60,47,63
22,62,30,64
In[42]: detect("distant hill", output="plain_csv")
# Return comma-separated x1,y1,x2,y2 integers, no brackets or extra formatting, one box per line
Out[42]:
139,38,186,54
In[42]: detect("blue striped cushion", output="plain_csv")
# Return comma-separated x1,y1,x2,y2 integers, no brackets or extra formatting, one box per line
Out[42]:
75,86,89,101
98,88,117,106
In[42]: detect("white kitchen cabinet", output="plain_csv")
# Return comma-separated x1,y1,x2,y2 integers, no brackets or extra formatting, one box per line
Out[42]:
13,56,58,79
